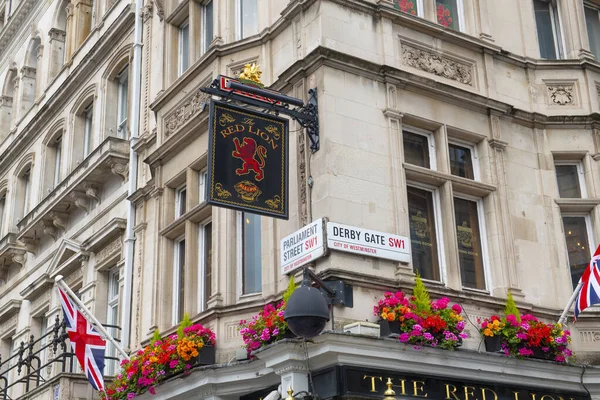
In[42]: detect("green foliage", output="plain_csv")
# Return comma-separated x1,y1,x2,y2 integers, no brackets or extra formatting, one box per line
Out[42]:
504,291,521,322
413,273,431,314
151,329,162,344
282,277,297,303
177,313,192,338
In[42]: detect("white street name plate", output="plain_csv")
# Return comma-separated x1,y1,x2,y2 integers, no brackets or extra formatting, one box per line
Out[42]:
326,222,410,263
280,219,325,275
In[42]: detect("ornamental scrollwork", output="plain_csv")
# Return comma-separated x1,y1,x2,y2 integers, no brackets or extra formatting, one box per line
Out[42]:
164,90,209,136
401,44,473,86
547,84,574,106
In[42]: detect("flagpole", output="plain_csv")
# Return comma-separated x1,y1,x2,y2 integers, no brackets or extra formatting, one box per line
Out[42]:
55,275,130,360
558,280,583,325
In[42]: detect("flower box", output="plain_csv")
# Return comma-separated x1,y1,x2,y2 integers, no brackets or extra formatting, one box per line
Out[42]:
195,344,216,365
484,335,503,353
377,319,401,337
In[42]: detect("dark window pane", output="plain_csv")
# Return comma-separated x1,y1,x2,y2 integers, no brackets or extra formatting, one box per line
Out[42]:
403,131,430,168
534,0,558,59
243,213,262,294
454,198,486,290
177,239,186,321
205,1,213,52
204,222,212,307
408,187,440,281
393,0,418,15
555,165,581,198
585,6,600,60
449,143,474,179
562,217,591,289
436,0,459,30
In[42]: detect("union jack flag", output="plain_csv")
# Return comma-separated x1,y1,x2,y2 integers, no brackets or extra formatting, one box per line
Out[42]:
58,286,106,391
575,244,600,319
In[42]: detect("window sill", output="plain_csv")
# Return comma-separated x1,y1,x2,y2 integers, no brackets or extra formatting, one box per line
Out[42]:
461,286,491,296
161,202,212,239
554,198,600,213
404,163,496,197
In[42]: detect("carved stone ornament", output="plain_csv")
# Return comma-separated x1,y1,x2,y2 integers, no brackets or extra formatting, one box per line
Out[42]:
579,330,600,343
48,28,66,42
164,90,209,136
11,250,27,266
0,314,18,336
20,66,36,79
547,84,574,106
36,44,44,59
141,0,153,21
49,211,68,231
154,0,164,20
84,183,100,203
96,237,122,263
69,192,89,213
42,220,57,239
110,162,129,181
401,43,473,86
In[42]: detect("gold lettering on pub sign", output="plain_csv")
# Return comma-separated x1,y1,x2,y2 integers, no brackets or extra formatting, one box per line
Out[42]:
220,121,280,150
361,376,580,400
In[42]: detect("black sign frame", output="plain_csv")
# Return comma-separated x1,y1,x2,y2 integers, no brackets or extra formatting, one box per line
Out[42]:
206,100,290,219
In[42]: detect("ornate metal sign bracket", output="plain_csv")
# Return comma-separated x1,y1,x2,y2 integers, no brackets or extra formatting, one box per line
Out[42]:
201,75,320,152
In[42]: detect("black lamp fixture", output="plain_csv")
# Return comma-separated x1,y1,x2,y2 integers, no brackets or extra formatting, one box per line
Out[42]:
284,268,353,339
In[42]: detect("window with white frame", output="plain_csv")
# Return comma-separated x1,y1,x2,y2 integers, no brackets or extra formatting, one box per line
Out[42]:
533,0,564,59
555,162,586,198
435,0,464,31
178,20,190,76
240,212,262,295
0,192,6,235
83,104,94,157
198,220,212,312
392,0,424,17
53,135,63,188
585,4,600,60
448,141,478,180
403,128,436,170
454,196,488,290
199,168,207,203
106,267,120,376
175,184,187,218
22,167,31,217
202,1,214,54
116,67,129,139
407,185,444,282
172,237,186,325
562,215,593,289
236,0,258,40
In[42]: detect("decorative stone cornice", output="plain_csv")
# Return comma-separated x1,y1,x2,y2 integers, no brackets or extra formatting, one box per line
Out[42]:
20,66,36,79
84,183,100,203
42,219,57,239
0,0,38,56
141,0,153,22
68,191,89,213
401,42,473,86
164,89,209,137
48,28,66,42
154,0,164,20
110,161,129,181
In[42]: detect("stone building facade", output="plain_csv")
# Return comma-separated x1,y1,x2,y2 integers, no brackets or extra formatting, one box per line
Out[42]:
0,0,599,399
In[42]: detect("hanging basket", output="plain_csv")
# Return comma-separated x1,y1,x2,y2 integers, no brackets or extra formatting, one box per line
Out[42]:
484,335,503,353
377,319,401,337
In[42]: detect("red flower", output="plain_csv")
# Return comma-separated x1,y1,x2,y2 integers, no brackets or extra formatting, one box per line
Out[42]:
436,4,453,27
394,0,417,15
422,315,447,332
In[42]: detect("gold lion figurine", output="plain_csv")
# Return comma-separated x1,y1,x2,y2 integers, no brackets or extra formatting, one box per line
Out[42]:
238,63,263,86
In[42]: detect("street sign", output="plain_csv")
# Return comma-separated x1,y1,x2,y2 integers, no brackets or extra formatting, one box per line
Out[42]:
280,219,325,275
326,222,410,263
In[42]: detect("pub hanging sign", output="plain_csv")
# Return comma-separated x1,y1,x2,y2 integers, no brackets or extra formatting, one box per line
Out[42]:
206,100,289,219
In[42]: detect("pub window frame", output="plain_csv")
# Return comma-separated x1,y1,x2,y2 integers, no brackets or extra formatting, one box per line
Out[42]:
201,0,214,54
105,267,120,376
197,218,212,313
533,0,566,60
198,167,208,204
584,2,600,59
435,0,465,32
178,19,190,77
393,0,425,17
447,138,480,181
175,184,187,218
406,181,447,283
453,193,491,293
237,211,263,298
561,213,595,290
554,161,587,199
172,236,186,326
403,125,437,171
235,0,259,40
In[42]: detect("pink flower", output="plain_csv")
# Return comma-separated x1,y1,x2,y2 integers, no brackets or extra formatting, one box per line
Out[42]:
169,360,178,369
518,348,533,356
399,333,410,343
452,304,462,313
149,387,156,395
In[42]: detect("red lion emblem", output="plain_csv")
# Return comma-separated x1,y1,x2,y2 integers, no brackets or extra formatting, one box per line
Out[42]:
232,137,267,181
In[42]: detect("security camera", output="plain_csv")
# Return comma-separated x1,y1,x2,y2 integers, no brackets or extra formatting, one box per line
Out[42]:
284,285,330,339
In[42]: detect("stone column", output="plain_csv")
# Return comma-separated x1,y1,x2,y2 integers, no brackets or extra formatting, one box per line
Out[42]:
11,74,19,129
35,44,44,99
65,4,75,60
72,0,93,53
0,96,13,141
48,29,66,80
19,66,37,114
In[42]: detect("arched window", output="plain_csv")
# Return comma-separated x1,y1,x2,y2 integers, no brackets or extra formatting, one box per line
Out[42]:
0,180,8,238
13,156,34,224
103,53,130,140
0,67,17,138
42,124,65,194
48,0,68,80
70,86,96,169
20,37,42,113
